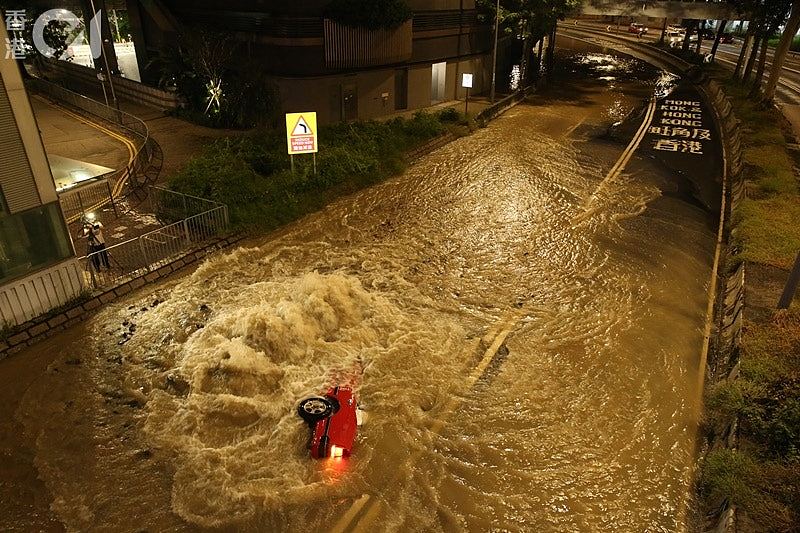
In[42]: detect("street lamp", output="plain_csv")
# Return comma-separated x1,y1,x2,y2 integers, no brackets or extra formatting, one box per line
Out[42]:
88,0,120,120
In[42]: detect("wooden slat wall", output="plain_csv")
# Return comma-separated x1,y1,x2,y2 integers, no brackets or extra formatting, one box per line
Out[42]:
324,20,413,70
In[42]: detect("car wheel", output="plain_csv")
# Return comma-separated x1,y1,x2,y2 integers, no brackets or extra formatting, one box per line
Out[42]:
298,396,334,423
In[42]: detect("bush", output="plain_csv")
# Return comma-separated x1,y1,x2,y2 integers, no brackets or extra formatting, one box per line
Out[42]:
168,113,451,229
325,0,412,30
437,107,462,123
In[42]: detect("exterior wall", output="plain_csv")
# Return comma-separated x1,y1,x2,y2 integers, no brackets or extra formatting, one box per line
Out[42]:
0,24,84,327
277,51,492,125
0,33,55,209
0,259,84,327
408,64,433,111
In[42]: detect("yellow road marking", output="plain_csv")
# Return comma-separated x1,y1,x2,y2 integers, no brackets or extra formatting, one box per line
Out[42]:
40,95,140,222
562,114,589,139
331,310,522,533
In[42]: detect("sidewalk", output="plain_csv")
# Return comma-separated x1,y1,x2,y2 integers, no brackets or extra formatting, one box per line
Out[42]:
32,95,129,180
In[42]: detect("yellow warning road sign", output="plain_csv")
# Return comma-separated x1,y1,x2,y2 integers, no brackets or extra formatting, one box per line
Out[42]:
286,112,318,155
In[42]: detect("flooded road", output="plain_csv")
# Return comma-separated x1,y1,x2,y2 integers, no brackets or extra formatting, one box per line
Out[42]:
7,50,721,532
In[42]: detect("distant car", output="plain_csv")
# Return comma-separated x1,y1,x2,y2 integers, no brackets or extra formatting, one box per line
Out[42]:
628,23,648,35
298,386,360,459
667,25,686,35
667,31,685,47
721,33,735,44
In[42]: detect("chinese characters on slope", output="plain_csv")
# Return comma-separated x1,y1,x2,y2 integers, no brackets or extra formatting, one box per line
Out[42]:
650,99,711,155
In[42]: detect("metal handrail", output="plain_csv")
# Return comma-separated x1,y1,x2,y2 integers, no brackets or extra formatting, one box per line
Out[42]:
27,77,161,220
79,188,230,291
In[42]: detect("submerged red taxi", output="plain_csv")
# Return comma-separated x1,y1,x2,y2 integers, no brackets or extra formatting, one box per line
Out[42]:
298,386,358,459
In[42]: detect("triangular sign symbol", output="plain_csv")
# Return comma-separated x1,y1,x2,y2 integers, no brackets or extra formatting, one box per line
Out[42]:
292,116,312,136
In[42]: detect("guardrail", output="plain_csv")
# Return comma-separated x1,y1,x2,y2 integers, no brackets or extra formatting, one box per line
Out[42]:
27,77,163,221
58,177,119,223
80,187,230,291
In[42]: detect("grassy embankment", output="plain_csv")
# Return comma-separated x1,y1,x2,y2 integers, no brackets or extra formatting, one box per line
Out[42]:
767,36,800,53
167,109,471,230
699,76,800,531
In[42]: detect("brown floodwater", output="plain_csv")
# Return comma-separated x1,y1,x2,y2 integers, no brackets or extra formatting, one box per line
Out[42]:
2,50,720,532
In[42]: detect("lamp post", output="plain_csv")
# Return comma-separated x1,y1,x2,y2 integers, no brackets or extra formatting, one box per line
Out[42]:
88,0,120,120
490,0,500,103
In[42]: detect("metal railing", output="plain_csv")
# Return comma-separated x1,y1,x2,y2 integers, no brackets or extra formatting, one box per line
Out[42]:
58,177,119,223
79,188,230,290
28,77,163,220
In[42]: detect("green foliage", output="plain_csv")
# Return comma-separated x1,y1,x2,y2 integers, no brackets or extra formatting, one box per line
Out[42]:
325,0,412,30
168,113,449,230
698,69,800,531
148,28,281,129
700,449,795,531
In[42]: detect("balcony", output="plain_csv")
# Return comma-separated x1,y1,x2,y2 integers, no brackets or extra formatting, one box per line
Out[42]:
324,19,413,69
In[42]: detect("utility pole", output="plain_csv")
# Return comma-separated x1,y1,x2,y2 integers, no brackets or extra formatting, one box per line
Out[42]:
490,0,500,103
88,0,121,120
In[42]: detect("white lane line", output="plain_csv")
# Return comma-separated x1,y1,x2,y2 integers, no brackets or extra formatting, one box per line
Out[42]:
573,97,657,224
562,114,589,139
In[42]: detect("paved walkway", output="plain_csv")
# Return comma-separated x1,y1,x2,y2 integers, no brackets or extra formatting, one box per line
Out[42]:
32,95,129,173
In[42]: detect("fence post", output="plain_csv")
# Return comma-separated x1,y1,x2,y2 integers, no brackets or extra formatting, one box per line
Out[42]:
778,251,800,309
139,236,151,271
87,256,98,289
77,190,85,221
183,218,192,246
106,179,118,217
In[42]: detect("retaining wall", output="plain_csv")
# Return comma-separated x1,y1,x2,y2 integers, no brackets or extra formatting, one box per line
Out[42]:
699,77,746,533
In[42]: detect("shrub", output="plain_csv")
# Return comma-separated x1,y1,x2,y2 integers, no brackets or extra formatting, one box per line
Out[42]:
168,113,452,230
325,0,412,30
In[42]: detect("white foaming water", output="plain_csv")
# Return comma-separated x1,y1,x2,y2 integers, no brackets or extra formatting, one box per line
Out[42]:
136,272,468,528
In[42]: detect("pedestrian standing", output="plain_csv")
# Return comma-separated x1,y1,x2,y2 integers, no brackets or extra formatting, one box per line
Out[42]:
91,220,111,270
81,220,110,270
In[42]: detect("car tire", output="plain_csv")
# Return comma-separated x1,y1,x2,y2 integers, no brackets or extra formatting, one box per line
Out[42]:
298,396,334,423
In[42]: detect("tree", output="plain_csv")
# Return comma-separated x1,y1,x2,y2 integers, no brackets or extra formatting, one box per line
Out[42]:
479,0,583,83
749,0,792,93
709,20,729,62
324,0,411,30
763,0,800,103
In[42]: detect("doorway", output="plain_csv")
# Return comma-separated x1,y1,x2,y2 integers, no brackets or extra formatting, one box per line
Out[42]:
341,83,358,121
431,62,446,104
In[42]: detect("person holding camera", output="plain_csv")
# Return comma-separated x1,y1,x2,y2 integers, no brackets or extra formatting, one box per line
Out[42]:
81,219,111,270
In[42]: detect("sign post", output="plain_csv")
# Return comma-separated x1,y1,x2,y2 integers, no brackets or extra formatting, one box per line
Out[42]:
462,73,473,115
286,112,319,174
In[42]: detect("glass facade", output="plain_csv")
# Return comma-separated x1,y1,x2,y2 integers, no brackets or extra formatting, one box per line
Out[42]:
0,201,74,283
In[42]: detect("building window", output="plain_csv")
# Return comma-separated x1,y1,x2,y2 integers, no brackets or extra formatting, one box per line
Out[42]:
0,202,73,284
